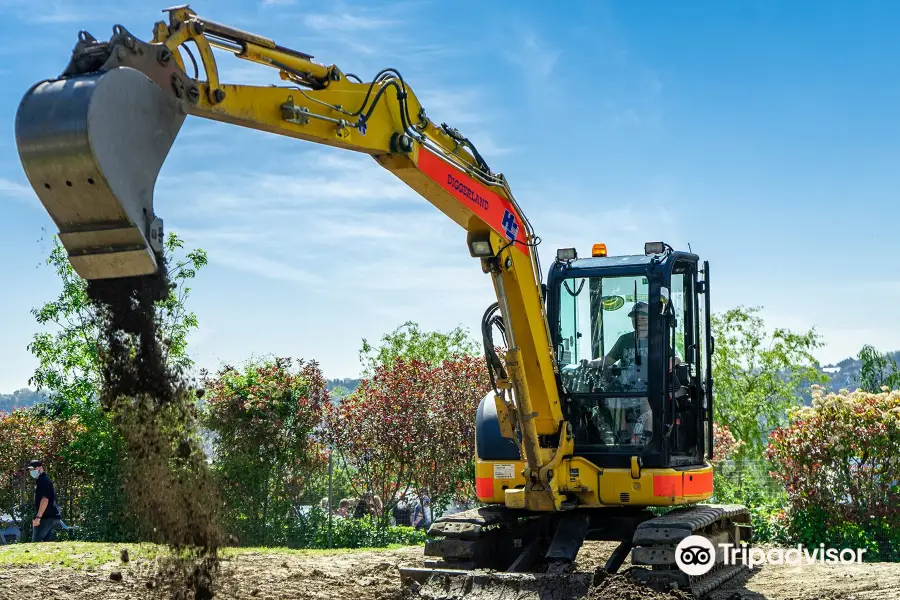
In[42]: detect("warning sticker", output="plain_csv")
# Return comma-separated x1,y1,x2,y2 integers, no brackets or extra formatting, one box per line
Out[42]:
493,463,516,480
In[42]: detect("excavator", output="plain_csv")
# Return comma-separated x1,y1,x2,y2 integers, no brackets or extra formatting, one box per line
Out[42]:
14,6,751,597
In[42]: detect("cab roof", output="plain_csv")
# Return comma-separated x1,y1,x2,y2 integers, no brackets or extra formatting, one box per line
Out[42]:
550,250,699,279
564,254,654,269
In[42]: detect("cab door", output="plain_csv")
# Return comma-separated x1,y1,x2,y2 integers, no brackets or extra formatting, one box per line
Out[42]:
664,257,705,466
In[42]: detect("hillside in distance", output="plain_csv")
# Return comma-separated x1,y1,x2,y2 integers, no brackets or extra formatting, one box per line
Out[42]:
819,350,900,393
0,388,48,412
5,350,897,412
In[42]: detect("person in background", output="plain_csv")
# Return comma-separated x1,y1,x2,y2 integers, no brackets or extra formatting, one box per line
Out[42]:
412,496,431,531
392,492,410,527
28,460,62,542
336,499,352,517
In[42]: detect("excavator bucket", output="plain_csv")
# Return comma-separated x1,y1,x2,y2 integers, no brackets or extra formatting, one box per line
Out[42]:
15,65,185,280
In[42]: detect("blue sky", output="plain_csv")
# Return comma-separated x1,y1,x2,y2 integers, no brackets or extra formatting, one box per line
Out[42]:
2,0,899,392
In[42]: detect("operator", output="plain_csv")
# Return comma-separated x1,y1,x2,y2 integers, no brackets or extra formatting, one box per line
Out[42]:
586,301,650,374
579,302,651,443
589,301,682,375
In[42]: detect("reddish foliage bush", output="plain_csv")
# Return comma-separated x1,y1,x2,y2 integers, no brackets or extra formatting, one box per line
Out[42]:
711,423,743,465
0,409,84,484
767,386,900,526
325,355,490,513
0,408,85,520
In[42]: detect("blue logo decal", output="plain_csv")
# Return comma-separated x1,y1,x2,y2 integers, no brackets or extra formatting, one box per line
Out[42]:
502,209,519,241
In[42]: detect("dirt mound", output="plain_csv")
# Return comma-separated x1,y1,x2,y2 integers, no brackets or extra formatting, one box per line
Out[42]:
409,569,694,600
86,259,223,599
413,571,593,600
587,571,692,600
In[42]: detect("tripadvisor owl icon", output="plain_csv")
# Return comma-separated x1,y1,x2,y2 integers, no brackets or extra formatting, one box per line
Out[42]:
675,535,716,576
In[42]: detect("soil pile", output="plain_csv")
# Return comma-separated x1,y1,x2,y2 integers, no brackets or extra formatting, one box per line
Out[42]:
587,571,693,600
86,259,223,599
411,569,695,600
413,572,593,600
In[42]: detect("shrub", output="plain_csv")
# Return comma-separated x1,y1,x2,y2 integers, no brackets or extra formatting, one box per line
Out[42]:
324,355,490,518
767,387,900,525
202,357,329,546
767,386,900,559
286,508,426,549
0,408,85,538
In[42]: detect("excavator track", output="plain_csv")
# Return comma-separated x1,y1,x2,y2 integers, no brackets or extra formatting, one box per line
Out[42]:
401,505,555,582
401,506,595,600
630,503,752,597
401,503,752,599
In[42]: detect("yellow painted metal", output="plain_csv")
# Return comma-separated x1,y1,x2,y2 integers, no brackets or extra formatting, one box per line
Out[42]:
562,456,714,507
239,42,330,81
477,454,714,508
187,83,396,154
504,489,526,509
493,394,516,440
474,457,526,503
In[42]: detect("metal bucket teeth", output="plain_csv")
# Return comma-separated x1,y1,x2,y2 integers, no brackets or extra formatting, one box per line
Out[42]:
15,66,185,279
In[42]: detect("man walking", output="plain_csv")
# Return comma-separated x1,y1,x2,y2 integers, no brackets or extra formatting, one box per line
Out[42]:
28,460,61,542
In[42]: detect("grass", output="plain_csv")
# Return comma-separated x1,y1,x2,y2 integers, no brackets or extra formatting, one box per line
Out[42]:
0,541,415,570
222,543,414,556
0,542,163,570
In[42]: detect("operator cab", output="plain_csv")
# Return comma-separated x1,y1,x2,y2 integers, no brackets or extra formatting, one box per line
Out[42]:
547,242,713,471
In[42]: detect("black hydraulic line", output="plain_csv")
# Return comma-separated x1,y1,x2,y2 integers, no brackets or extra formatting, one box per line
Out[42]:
182,43,199,80
481,302,508,395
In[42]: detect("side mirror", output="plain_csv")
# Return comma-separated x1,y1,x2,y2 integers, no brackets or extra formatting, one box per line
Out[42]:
675,363,692,387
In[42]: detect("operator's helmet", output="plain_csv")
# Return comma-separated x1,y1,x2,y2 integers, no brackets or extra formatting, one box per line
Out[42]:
628,302,649,318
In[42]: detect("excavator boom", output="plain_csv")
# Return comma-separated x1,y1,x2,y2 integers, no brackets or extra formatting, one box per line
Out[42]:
15,4,567,506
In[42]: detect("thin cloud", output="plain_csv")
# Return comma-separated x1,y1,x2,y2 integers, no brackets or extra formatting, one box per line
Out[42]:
501,26,560,81
303,13,397,31
0,178,36,203
34,5,93,23
206,246,325,286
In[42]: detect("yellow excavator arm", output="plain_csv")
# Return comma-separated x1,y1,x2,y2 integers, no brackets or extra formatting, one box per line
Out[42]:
15,5,571,510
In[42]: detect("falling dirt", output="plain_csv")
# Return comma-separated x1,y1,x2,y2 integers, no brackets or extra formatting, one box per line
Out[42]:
85,257,223,599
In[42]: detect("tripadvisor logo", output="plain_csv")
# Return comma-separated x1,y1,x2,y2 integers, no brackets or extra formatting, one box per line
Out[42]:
675,535,868,575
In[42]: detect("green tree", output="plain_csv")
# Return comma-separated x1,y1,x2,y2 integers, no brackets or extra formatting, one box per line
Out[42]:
29,234,207,404
26,233,207,540
201,357,329,546
359,321,479,375
857,344,900,392
711,306,827,456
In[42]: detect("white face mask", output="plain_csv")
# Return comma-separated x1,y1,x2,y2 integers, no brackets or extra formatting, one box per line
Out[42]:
29,469,40,479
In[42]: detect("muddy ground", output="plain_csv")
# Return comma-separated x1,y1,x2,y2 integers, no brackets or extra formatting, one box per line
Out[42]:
1,542,898,600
